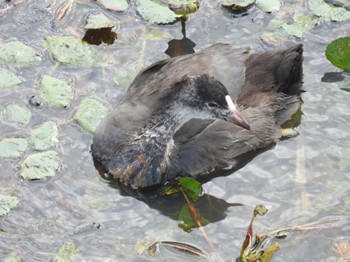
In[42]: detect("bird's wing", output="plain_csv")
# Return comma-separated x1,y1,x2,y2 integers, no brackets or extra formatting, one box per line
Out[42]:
167,106,281,179
126,43,250,101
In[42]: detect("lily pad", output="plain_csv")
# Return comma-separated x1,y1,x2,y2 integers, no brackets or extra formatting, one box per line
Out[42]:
281,15,318,38
44,35,105,67
39,75,73,108
168,0,200,15
309,0,350,21
137,0,180,25
0,194,19,216
0,68,22,91
74,97,110,133
96,0,128,12
85,12,119,29
326,36,350,71
20,150,60,180
179,177,202,202
30,121,59,150
54,242,79,262
0,41,42,67
0,138,27,158
222,0,255,14
256,0,280,12
2,104,32,127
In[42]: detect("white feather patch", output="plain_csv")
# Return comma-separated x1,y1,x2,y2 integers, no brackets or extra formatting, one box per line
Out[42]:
225,95,237,112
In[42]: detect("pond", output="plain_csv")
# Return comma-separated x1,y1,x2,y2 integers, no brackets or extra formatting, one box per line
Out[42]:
0,0,350,261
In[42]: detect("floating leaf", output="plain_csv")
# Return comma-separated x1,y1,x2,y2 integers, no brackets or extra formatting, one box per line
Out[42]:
54,242,79,262
168,0,200,15
96,0,128,12
2,104,31,127
178,204,209,232
30,121,59,150
281,16,318,38
0,41,42,67
44,36,105,67
20,151,60,180
0,194,19,216
256,0,280,12
222,0,256,14
179,177,202,202
326,36,350,71
0,138,27,158
0,68,22,91
74,97,110,133
137,0,180,25
309,0,350,21
85,12,119,29
39,75,73,108
340,87,350,92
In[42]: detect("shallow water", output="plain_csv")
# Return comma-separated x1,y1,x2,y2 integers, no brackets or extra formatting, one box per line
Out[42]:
0,0,350,261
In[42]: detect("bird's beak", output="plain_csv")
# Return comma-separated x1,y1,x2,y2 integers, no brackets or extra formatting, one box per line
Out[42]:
225,95,251,130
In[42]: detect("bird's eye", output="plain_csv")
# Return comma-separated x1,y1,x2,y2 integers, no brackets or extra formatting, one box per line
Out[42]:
207,102,219,108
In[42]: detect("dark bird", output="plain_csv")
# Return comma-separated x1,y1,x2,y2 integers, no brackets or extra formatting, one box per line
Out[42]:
92,43,303,188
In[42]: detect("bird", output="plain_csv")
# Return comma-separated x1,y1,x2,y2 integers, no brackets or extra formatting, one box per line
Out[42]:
92,43,303,189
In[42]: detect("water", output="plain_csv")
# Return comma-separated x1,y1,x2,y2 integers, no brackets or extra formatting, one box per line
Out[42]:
0,0,350,261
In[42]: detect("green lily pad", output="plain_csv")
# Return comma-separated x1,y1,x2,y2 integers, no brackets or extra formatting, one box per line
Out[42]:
0,68,22,91
281,15,318,38
74,97,110,133
326,36,350,71
96,0,128,12
20,151,60,180
44,35,105,67
0,138,27,158
30,121,59,150
222,0,255,13
0,194,19,216
309,0,350,21
39,75,73,108
256,0,280,12
0,41,42,67
2,104,31,127
179,177,202,202
54,242,79,262
340,87,350,92
85,12,119,29
137,0,180,25
168,0,200,15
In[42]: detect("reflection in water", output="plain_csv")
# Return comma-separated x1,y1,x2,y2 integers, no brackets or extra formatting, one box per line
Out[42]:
106,177,242,232
165,19,196,57
321,72,345,83
94,143,278,231
82,28,117,46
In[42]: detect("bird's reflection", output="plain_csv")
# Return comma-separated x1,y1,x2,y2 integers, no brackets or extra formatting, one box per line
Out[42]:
165,18,196,57
94,144,276,232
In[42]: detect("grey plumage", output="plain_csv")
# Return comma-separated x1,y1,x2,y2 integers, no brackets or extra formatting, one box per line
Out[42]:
92,44,304,188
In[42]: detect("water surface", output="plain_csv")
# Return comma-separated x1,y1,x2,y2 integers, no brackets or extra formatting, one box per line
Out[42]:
0,0,349,261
